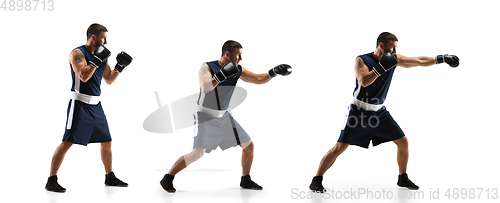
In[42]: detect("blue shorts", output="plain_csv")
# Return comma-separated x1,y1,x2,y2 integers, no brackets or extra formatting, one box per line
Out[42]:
193,111,251,153
337,104,405,148
62,100,112,146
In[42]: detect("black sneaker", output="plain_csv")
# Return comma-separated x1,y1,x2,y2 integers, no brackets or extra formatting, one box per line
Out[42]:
397,173,419,190
45,175,66,193
240,175,262,190
309,176,326,193
160,174,176,193
105,172,128,187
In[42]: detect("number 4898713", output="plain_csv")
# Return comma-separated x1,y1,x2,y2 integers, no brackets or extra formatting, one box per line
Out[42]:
1,0,54,11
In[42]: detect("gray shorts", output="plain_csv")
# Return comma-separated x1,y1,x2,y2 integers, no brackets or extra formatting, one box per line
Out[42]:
193,111,251,153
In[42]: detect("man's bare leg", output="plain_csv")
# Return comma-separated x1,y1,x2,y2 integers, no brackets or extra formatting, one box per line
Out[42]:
100,141,113,174
239,140,262,190
316,142,349,176
100,141,128,187
161,148,205,192
310,142,349,192
240,140,253,176
46,141,73,192
393,136,409,174
393,136,419,190
49,141,73,176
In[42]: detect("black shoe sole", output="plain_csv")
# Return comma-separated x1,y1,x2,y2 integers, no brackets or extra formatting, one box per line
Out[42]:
309,187,326,193
240,186,263,190
46,188,66,193
397,184,419,190
105,184,128,187
160,182,176,193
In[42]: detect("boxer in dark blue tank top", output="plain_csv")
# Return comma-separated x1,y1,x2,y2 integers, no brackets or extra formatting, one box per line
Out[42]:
46,24,132,192
197,60,242,110
63,44,111,146
194,60,249,154
70,45,107,96
161,40,292,193
310,32,460,192
354,53,397,105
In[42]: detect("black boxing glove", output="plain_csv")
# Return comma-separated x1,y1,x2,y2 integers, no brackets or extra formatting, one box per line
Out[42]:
373,52,398,76
268,64,292,78
435,54,459,67
214,62,239,83
114,52,133,73
89,45,111,69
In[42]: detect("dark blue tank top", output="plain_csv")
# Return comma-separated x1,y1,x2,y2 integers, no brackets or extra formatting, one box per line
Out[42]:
197,60,243,110
70,45,108,96
353,53,397,105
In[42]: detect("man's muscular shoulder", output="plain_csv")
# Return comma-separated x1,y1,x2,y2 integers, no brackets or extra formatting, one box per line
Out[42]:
70,48,85,64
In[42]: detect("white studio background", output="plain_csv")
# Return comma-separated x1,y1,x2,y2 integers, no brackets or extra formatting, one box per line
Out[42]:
0,0,498,203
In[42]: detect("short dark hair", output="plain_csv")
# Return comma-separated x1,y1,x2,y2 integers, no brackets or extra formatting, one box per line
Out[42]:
86,23,108,40
376,32,398,47
221,40,243,56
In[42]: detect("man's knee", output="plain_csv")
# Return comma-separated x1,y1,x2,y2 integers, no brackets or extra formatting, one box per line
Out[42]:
190,148,205,160
184,148,205,166
242,141,254,152
59,141,73,151
394,136,409,149
331,142,349,155
101,141,112,149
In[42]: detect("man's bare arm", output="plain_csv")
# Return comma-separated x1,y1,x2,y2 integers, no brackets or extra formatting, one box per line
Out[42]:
396,54,435,68
239,66,271,84
70,48,96,83
354,57,378,87
199,63,218,93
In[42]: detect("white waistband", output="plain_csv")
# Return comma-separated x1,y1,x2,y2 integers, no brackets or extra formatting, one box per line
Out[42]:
352,98,384,111
71,92,100,105
197,105,227,118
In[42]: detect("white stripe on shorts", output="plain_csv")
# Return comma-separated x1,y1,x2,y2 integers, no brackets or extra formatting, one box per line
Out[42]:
193,112,199,138
66,99,75,129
